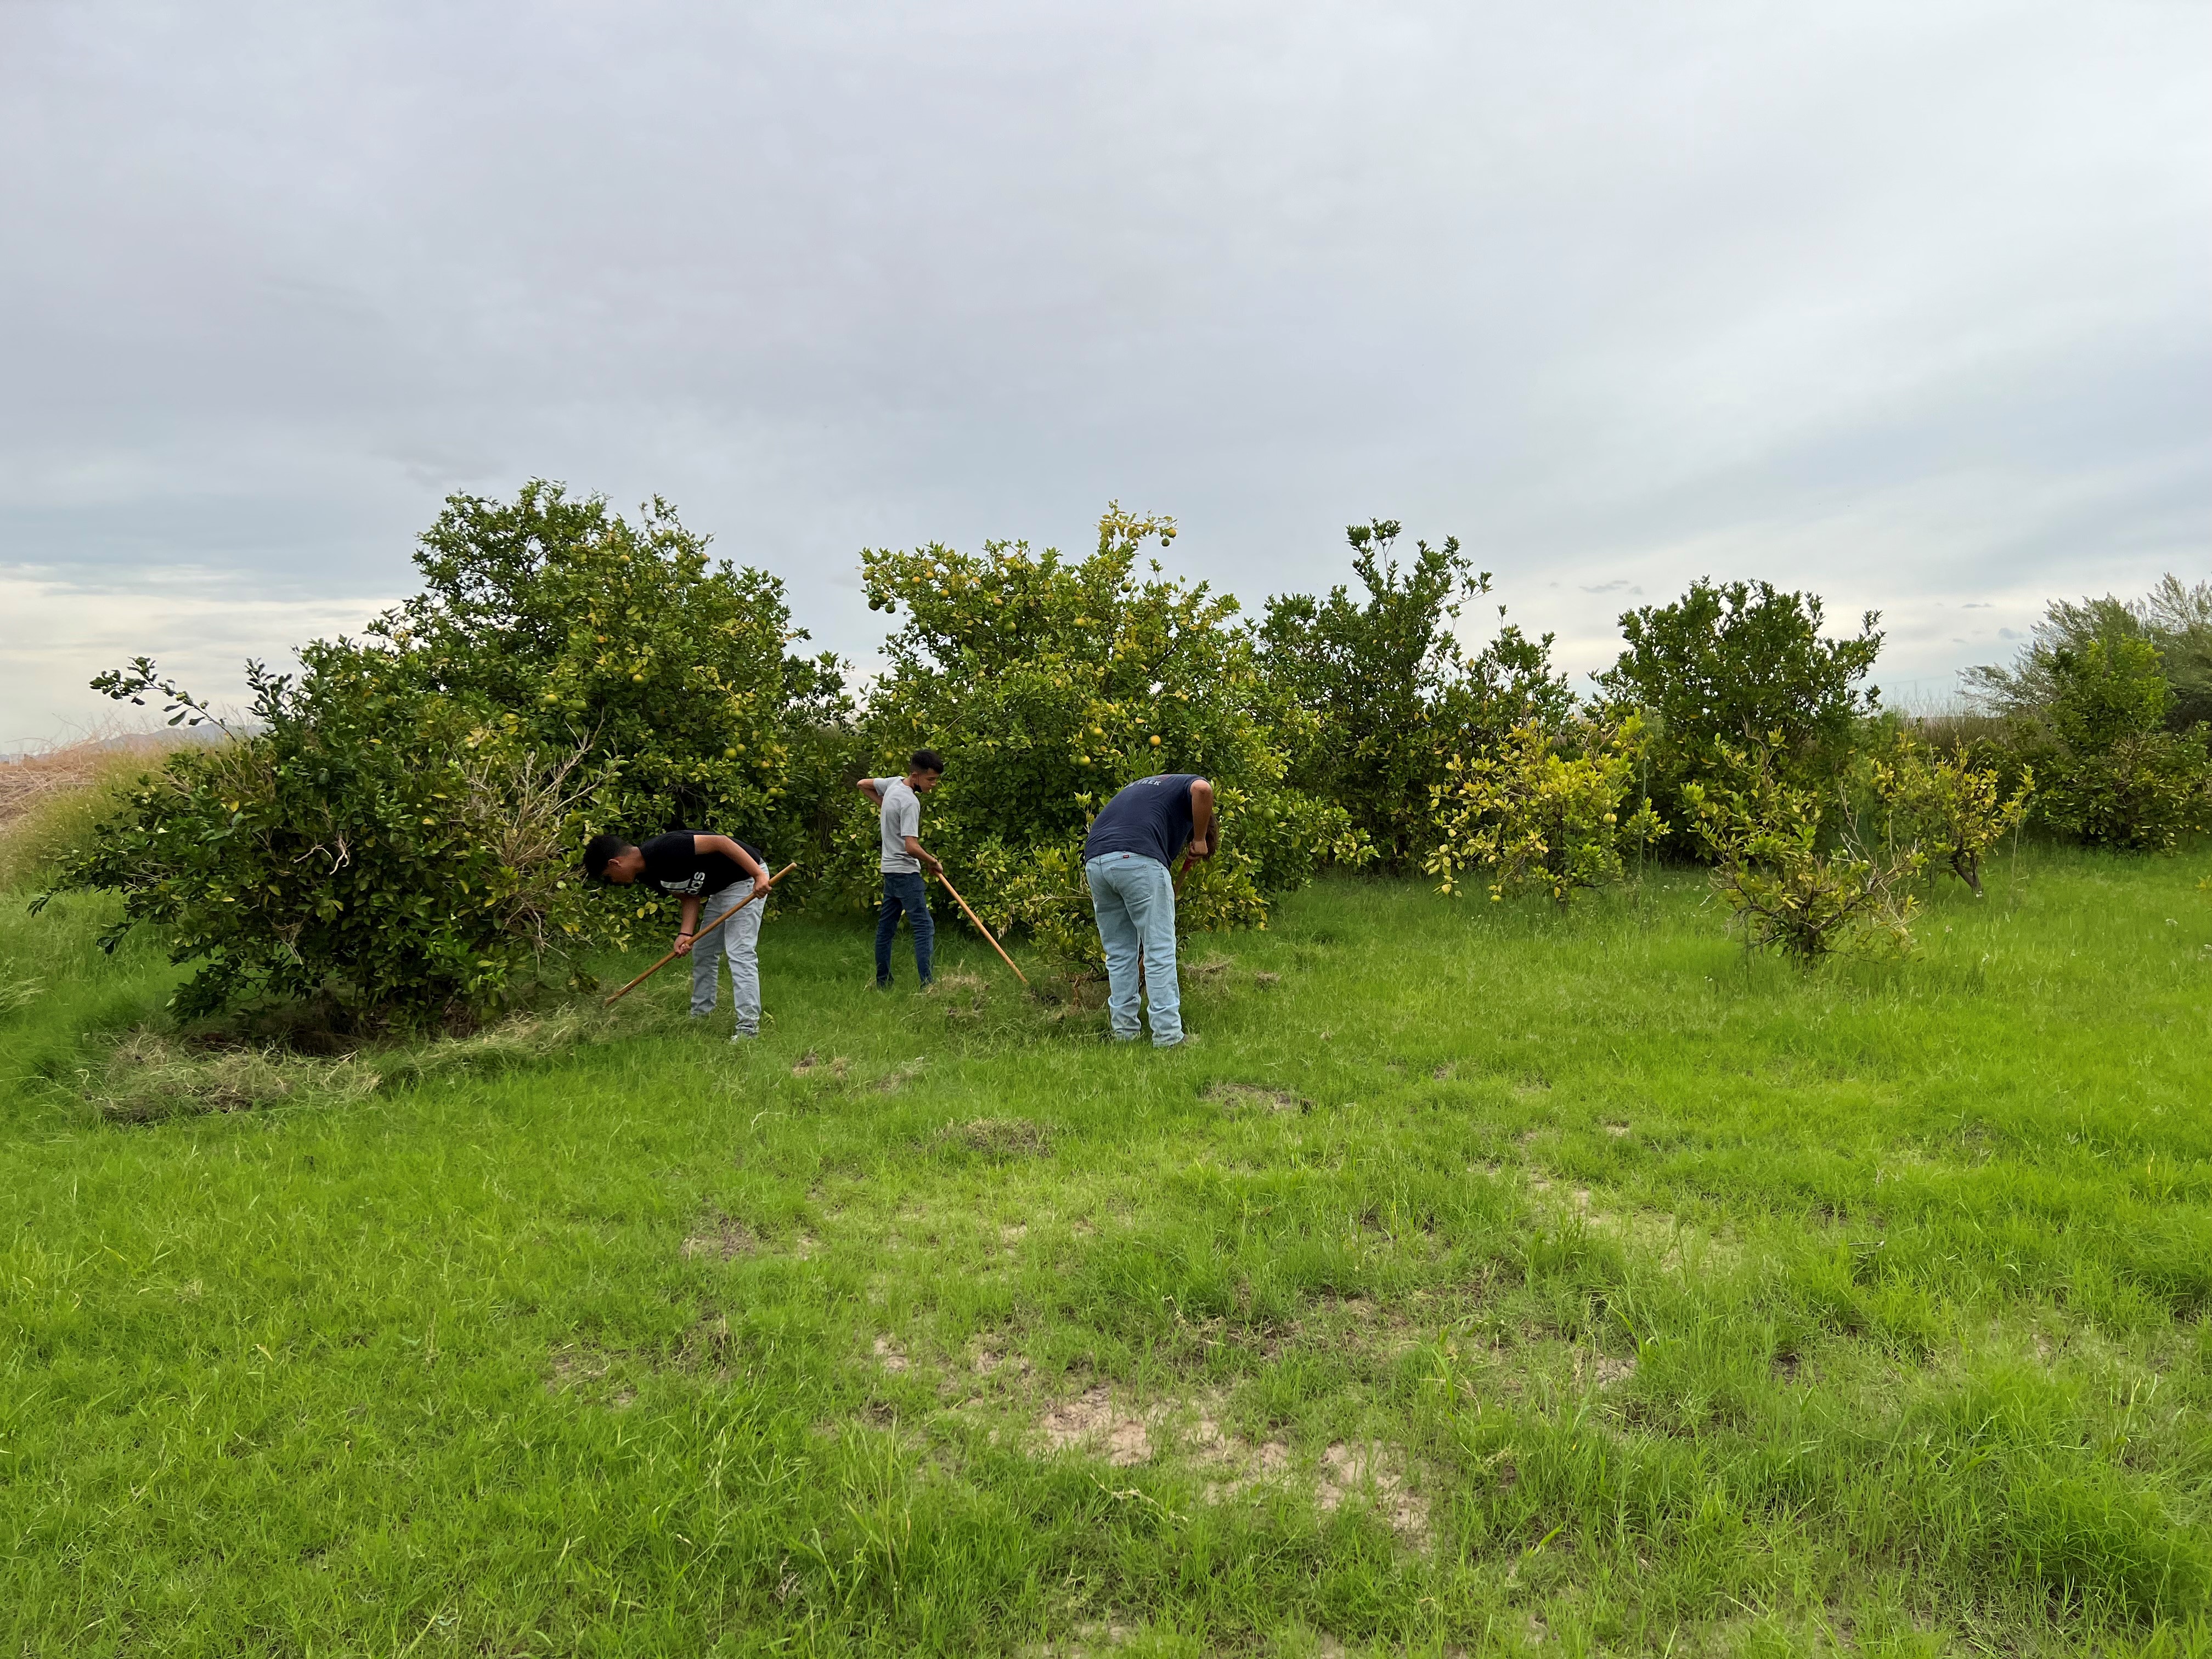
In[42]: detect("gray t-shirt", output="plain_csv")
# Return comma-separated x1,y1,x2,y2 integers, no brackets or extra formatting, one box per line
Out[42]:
874,777,921,873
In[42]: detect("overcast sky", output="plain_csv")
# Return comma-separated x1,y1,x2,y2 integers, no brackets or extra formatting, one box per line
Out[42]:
3,0,2206,747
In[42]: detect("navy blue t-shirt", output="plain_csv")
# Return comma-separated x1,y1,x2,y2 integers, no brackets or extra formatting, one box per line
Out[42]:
1083,774,1201,868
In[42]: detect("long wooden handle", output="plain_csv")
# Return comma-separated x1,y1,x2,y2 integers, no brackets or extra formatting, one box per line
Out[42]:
603,862,798,1006
932,867,1029,986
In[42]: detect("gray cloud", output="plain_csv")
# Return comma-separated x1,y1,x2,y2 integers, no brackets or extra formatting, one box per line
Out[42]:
3,0,2206,744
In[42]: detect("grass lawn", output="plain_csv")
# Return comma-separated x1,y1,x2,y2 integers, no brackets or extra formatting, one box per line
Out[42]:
4,853,2211,1656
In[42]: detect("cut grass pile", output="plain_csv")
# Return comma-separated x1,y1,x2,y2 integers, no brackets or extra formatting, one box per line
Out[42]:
4,851,2212,1655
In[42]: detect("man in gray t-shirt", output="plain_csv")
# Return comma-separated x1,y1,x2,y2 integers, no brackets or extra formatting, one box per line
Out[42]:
856,749,945,988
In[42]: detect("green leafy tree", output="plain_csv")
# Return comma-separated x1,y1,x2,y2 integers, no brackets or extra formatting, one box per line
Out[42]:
1596,579,1883,844
1966,576,2212,732
1259,521,1570,870
1685,738,1920,963
853,504,1369,966
58,652,605,1023
1425,714,1666,905
370,482,843,850
2020,639,2212,850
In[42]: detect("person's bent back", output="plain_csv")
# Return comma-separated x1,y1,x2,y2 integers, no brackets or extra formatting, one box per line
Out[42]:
1081,772,1214,1048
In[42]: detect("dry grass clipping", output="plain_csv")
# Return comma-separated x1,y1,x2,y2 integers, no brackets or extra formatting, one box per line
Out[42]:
86,1004,617,1122
932,1117,1053,1160
1205,1081,1310,1115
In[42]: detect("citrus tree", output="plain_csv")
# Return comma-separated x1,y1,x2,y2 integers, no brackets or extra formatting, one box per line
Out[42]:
372,481,845,853
1425,715,1665,906
1596,578,1883,848
61,650,605,1024
1684,737,1921,962
2018,639,2212,851
852,504,1369,964
1259,520,1570,871
1864,733,2033,896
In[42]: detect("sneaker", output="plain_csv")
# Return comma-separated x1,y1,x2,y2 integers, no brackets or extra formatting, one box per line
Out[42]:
730,1030,757,1043
1153,1032,1197,1049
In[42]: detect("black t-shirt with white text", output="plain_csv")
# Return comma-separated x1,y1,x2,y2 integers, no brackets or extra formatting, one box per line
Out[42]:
639,831,764,898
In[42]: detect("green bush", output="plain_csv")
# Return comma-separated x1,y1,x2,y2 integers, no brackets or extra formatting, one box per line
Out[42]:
1685,737,1921,962
852,504,1369,967
57,648,608,1025
1257,520,1569,871
1596,578,1884,845
370,481,845,853
1425,714,1665,905
1966,575,2212,732
2013,638,2212,850
1863,731,2033,896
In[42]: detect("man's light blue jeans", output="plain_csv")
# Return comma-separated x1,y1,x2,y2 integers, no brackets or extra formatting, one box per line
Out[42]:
691,879,762,1037
1085,851,1182,1046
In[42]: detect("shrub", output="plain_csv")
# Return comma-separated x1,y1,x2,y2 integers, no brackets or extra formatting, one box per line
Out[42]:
369,481,844,852
1685,738,1921,962
1865,733,2034,896
2021,639,2212,851
1258,521,1570,870
1966,575,2212,732
57,651,606,1023
1425,715,1666,905
854,504,1369,967
1596,578,1884,843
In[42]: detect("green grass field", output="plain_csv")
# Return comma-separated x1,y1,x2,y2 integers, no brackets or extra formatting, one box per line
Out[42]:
5,853,2211,1656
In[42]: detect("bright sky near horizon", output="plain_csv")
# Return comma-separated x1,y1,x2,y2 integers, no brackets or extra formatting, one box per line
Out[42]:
3,1,2206,749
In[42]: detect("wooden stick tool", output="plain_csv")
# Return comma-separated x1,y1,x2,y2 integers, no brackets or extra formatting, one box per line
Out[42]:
931,865,1029,986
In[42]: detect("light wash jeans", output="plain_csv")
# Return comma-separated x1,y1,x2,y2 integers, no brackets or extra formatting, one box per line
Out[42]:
1085,851,1182,1046
691,879,762,1037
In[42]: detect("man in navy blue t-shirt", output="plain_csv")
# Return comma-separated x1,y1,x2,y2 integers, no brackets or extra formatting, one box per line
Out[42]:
1081,772,1215,1047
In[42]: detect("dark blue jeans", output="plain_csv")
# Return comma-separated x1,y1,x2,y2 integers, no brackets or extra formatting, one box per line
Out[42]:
875,871,934,985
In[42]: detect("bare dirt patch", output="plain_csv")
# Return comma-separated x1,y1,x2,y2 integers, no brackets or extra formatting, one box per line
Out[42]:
876,1057,928,1094
972,1341,1032,1379
791,1051,851,1080
1205,1081,1310,1115
873,1335,910,1373
1036,1386,1152,1466
682,1214,755,1260
1577,1347,1637,1390
1190,1413,1291,1503
1316,1441,1430,1544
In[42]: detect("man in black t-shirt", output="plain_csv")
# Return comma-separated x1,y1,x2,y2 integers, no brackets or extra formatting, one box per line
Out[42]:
585,830,776,1040
1081,772,1214,1047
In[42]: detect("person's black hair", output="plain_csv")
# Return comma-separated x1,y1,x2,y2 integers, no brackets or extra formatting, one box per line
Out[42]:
910,748,947,775
583,832,635,881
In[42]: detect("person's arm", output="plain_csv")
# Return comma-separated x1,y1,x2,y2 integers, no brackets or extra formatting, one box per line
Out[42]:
674,893,702,955
904,834,943,875
1187,777,1216,859
694,833,770,888
856,777,883,805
